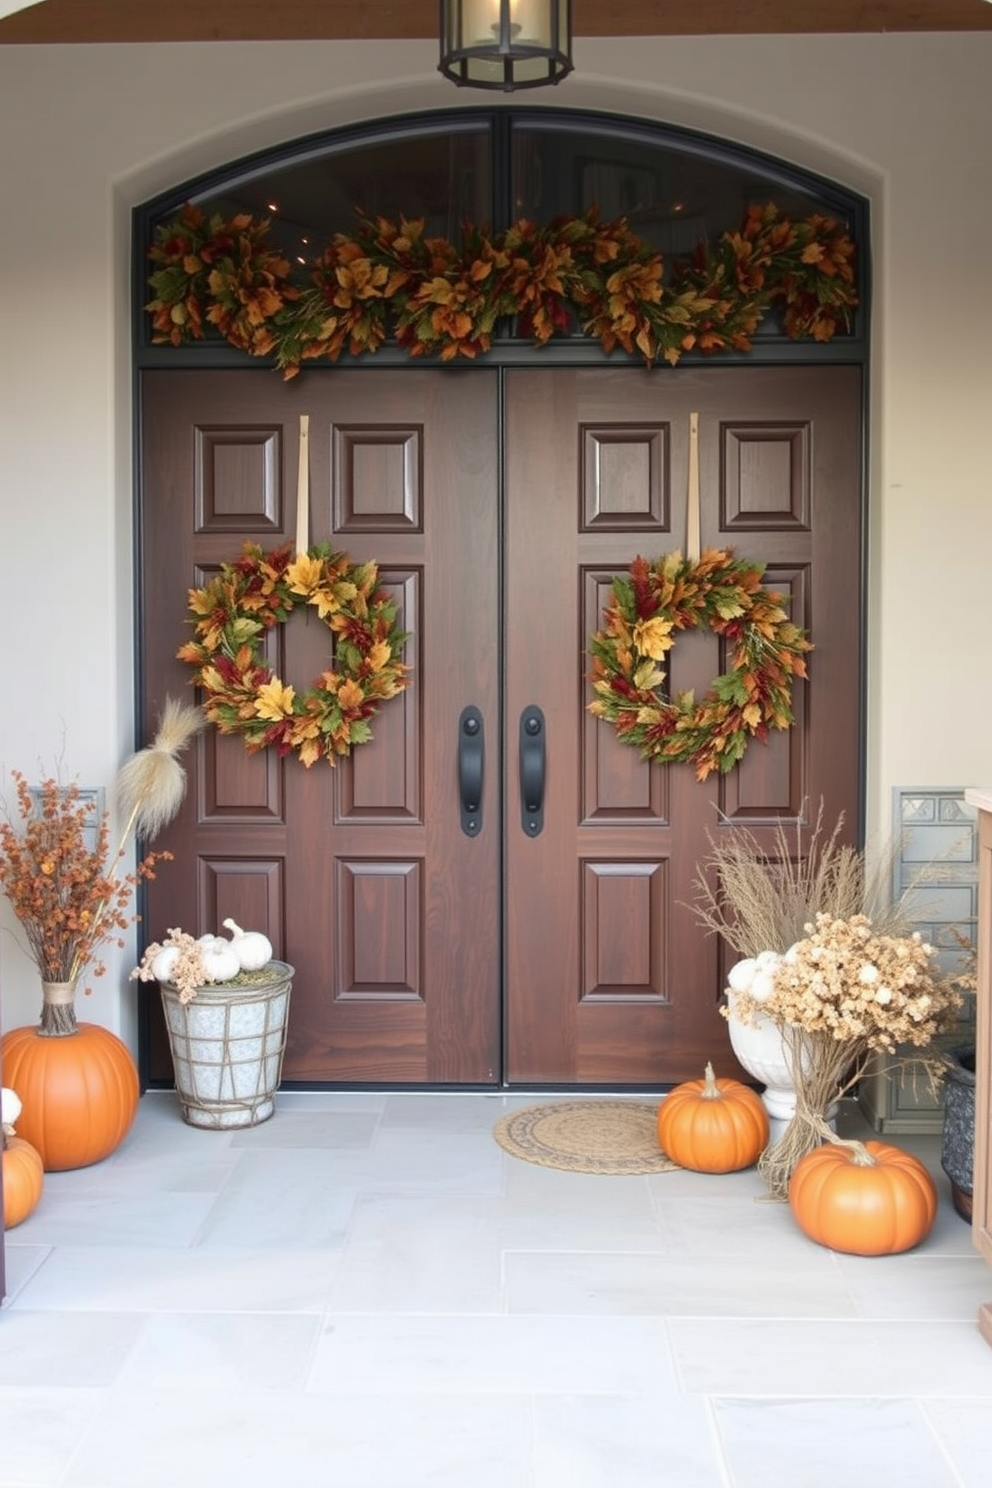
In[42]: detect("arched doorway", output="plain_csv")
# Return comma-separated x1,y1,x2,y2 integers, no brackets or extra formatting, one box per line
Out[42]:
134,109,868,1090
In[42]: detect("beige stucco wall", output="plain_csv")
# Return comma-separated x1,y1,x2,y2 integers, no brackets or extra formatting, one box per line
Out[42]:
1,33,990,1044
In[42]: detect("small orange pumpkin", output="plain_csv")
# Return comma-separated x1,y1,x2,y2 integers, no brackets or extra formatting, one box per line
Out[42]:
0,1023,139,1172
658,1061,769,1172
789,1138,937,1255
3,1134,45,1229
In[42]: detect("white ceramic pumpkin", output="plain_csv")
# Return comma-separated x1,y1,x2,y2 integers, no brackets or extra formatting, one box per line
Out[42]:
1,1086,23,1131
222,919,273,972
199,939,241,983
150,944,181,983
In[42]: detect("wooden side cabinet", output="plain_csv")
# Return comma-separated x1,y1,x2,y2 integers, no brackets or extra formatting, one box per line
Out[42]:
965,789,992,1347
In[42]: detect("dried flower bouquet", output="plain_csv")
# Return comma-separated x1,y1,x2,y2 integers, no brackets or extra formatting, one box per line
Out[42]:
0,699,202,1034
731,912,962,1197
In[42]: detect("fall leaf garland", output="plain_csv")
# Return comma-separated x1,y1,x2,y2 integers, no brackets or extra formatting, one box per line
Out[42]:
177,542,410,767
587,549,813,781
146,202,858,375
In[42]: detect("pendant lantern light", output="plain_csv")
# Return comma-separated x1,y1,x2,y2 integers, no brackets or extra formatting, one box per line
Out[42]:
439,0,573,91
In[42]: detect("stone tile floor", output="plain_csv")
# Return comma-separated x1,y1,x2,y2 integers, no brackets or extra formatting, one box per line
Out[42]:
2,1090,991,1488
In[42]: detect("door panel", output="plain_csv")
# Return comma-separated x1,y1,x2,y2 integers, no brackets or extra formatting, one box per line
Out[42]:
139,362,862,1088
503,366,862,1085
140,369,502,1085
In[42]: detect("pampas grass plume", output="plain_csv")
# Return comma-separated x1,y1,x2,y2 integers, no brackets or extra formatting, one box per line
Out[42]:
116,698,203,842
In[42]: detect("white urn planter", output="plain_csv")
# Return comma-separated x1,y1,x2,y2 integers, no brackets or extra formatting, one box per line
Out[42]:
725,994,799,1130
725,955,837,1142
158,961,294,1129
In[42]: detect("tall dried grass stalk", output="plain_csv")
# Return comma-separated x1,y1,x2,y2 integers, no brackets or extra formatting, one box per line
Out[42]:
757,1027,869,1200
67,697,204,984
115,698,204,847
690,802,911,959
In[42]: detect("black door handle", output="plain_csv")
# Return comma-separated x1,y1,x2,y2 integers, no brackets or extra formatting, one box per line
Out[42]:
519,705,545,837
458,706,484,836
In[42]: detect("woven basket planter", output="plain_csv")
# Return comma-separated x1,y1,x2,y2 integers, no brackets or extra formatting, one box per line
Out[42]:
159,962,294,1130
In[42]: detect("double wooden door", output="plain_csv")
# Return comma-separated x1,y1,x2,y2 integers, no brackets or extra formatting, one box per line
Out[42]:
139,363,861,1087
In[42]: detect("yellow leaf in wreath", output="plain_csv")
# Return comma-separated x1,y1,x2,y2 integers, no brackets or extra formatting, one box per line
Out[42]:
310,586,342,620
286,554,323,595
254,679,296,721
366,639,392,673
187,587,217,616
199,664,226,694
330,580,359,606
633,661,666,692
194,620,225,652
632,616,674,659
297,738,322,768
290,714,321,742
337,678,366,712
636,705,663,724
742,703,763,727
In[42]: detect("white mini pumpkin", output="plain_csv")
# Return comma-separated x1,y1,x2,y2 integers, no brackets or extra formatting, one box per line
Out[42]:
1,1085,23,1132
222,919,273,972
199,939,241,983
727,958,757,993
150,945,181,983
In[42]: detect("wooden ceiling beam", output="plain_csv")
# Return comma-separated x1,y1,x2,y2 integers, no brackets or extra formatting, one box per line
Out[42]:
2,0,991,44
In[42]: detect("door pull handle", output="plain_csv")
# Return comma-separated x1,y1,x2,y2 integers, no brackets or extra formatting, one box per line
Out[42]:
458,706,484,837
519,705,546,837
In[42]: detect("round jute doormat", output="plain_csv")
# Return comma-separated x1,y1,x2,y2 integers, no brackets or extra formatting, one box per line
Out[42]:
492,1099,680,1175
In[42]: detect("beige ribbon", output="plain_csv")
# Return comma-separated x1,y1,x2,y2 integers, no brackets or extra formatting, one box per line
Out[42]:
686,411,700,562
41,981,77,1006
295,414,310,555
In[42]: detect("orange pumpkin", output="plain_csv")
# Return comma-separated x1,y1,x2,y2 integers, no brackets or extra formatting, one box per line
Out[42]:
658,1061,769,1172
0,1023,139,1172
2,1134,44,1229
789,1138,937,1255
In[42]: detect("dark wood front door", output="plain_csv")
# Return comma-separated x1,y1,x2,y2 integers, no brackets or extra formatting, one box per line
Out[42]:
139,362,861,1088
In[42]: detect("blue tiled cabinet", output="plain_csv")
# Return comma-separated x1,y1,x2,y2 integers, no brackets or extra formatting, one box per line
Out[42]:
858,790,977,1133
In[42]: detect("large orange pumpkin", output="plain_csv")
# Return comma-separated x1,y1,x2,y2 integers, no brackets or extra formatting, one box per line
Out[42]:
0,1023,139,1171
789,1138,937,1255
658,1061,769,1172
2,1133,44,1229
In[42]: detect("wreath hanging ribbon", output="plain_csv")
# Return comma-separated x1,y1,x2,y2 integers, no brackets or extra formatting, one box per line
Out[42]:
587,548,812,781
177,541,410,767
